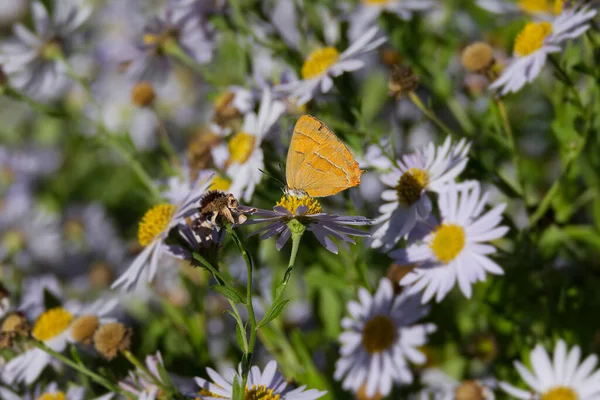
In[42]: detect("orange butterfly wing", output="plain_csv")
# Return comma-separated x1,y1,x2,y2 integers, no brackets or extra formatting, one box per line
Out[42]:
286,115,363,197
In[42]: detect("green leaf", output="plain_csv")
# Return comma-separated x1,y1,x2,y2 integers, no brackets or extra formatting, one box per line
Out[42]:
257,299,290,328
211,285,245,304
318,288,342,339
235,323,247,353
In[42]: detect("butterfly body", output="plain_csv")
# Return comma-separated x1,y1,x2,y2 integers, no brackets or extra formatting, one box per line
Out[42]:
285,115,363,198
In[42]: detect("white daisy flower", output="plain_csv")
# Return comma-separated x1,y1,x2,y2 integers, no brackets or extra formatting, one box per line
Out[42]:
334,278,436,398
0,284,10,319
1,299,117,385
119,351,172,400
0,381,88,400
111,171,213,291
490,5,597,95
500,339,600,400
371,136,471,251
275,27,386,106
390,181,509,304
476,0,564,18
194,360,327,399
417,368,496,400
220,89,285,202
349,0,435,40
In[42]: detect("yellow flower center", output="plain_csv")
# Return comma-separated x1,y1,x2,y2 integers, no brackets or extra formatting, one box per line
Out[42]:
514,22,553,57
38,392,66,400
301,47,340,80
541,387,578,400
245,384,281,400
32,308,73,342
276,194,323,215
228,132,257,164
138,204,176,247
211,176,232,191
362,0,388,4
518,0,563,15
361,315,396,354
395,168,429,206
430,224,466,264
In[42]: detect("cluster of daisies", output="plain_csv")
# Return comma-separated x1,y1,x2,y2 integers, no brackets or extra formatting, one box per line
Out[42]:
1,0,599,399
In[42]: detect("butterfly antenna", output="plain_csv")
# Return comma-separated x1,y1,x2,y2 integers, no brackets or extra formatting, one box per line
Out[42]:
258,168,285,187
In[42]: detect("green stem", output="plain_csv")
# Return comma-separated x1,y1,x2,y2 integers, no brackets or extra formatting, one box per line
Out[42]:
34,341,132,396
153,109,183,177
495,99,526,199
548,55,584,110
226,225,258,392
409,91,458,139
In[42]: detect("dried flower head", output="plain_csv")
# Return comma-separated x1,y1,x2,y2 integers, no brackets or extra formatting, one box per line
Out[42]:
388,65,419,98
461,42,495,75
455,380,487,400
187,130,221,181
1,312,30,336
70,315,100,344
198,191,255,225
94,322,132,360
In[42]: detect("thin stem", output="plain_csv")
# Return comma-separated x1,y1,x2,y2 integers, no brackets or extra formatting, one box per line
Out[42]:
269,226,303,314
547,55,584,110
226,225,258,391
495,99,526,199
152,109,183,176
408,91,458,139
34,341,131,396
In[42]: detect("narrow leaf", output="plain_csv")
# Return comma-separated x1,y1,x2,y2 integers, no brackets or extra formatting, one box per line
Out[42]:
258,299,290,328
211,285,245,304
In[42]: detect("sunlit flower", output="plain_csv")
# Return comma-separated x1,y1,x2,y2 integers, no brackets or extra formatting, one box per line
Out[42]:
275,27,386,105
111,172,213,291
335,279,435,397
249,193,371,254
390,182,508,303
1,299,117,384
194,360,327,399
500,340,600,400
371,136,470,251
476,0,563,18
0,0,92,98
222,89,285,202
490,5,597,95
0,381,88,400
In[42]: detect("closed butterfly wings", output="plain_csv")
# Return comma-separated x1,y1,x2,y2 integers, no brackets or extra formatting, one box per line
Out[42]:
286,115,363,197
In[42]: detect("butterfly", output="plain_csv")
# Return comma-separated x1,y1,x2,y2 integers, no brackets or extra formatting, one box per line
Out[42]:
285,115,363,197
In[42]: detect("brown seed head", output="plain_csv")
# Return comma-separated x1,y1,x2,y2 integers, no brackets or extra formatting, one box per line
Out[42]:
131,81,156,107
356,384,383,400
187,130,221,181
70,315,100,344
455,380,486,400
94,322,132,360
1,312,30,336
461,42,495,73
389,65,419,99
88,262,114,289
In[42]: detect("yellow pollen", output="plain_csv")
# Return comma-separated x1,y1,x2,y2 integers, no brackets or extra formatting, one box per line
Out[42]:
430,224,466,264
37,392,66,400
228,132,257,164
32,308,73,342
518,0,563,15
210,176,232,191
245,384,281,400
196,389,226,399
362,0,388,3
276,194,323,215
70,315,100,343
514,22,553,57
361,315,396,354
301,47,340,80
541,387,578,400
395,168,429,206
131,81,156,107
137,204,176,247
